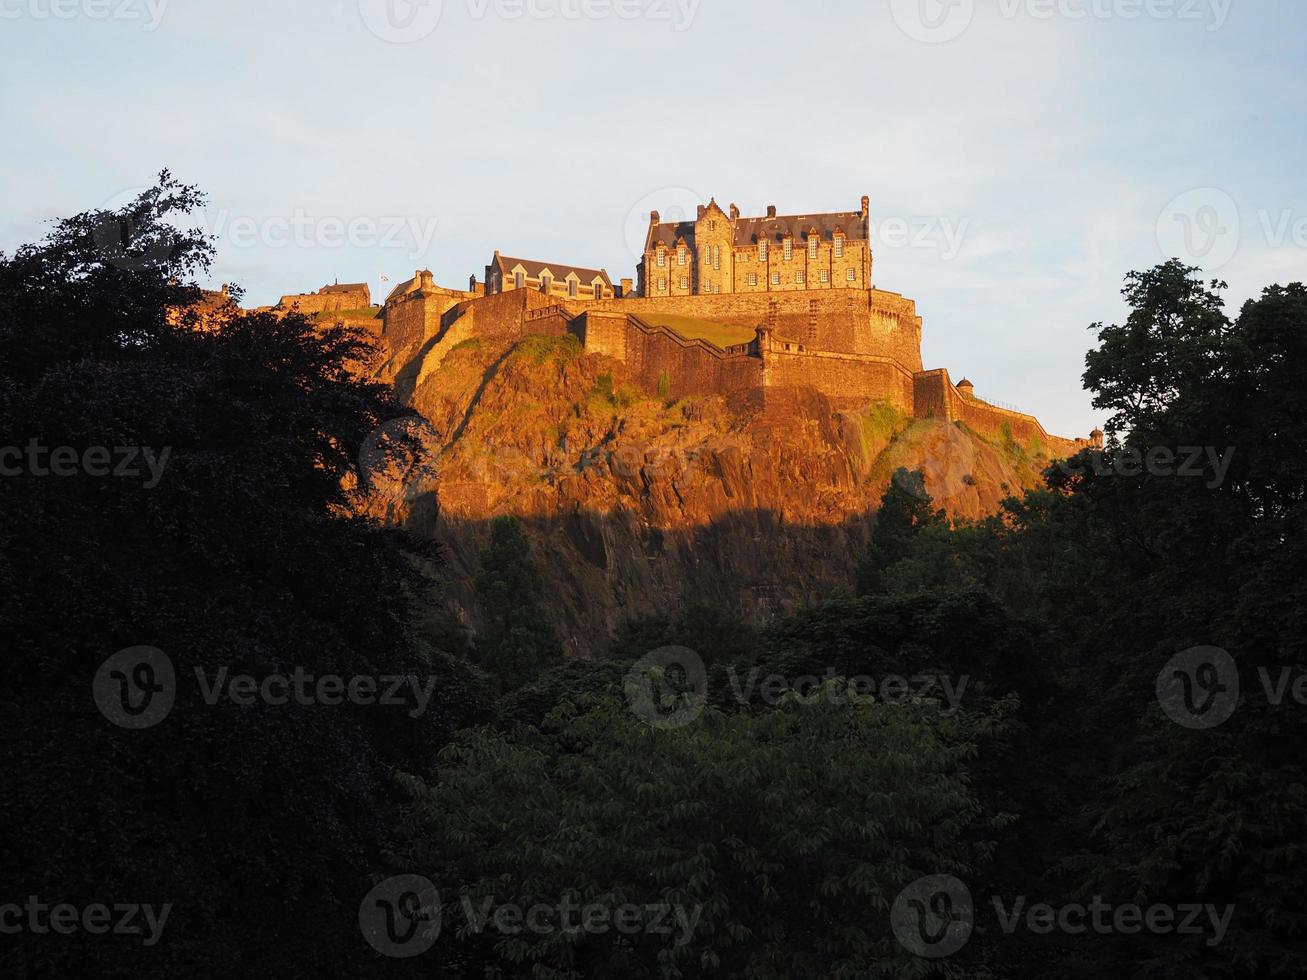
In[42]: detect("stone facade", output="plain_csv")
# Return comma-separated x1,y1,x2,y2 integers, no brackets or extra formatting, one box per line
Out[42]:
638,198,873,299
277,281,372,315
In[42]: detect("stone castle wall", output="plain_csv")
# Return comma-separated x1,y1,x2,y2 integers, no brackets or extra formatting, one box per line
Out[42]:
571,312,764,410
278,286,371,315
914,369,1080,456
379,276,1092,455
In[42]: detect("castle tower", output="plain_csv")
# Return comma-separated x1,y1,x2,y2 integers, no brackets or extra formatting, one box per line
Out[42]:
694,199,735,296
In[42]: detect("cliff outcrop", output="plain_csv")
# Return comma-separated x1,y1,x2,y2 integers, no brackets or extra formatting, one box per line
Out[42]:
363,332,1063,657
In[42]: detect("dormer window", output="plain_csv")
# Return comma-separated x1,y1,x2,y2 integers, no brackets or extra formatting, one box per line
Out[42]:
568,279,578,298
514,272,525,289
783,237,794,261
540,273,552,293
657,246,666,268
593,279,605,297
808,236,819,260
834,234,845,258
677,245,686,266
759,240,768,262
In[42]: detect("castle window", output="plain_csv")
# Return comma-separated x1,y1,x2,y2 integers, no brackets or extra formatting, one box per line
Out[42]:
834,234,845,258
783,238,793,261
847,268,857,282
759,240,768,262
820,270,829,284
771,272,781,286
678,245,686,266
796,272,806,285
680,276,688,290
657,247,666,268
749,273,757,287
568,279,578,298
713,246,720,270
514,272,525,289
808,236,818,260
658,277,667,291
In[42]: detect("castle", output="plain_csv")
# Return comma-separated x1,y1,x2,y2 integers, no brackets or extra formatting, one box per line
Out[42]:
328,196,1100,456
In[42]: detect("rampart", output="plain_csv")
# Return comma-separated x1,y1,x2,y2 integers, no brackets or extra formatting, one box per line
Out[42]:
378,275,1098,454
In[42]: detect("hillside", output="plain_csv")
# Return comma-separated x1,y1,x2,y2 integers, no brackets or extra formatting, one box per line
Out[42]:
365,331,1060,656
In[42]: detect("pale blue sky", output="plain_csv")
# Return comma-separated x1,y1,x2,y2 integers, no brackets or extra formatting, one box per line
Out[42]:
2,0,1305,436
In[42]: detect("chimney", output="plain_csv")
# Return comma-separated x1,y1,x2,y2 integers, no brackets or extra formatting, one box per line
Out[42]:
729,203,740,220
619,277,633,298
766,204,777,218
650,210,660,223
697,205,706,219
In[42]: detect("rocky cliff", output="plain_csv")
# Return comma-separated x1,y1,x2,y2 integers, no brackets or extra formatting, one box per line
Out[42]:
362,332,1060,657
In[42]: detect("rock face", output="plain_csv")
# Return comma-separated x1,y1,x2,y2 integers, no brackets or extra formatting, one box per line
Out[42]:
364,333,1058,657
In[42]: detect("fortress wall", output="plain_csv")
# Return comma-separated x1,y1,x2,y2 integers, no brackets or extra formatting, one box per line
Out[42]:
278,287,371,315
574,313,763,407
763,349,916,414
914,368,1075,456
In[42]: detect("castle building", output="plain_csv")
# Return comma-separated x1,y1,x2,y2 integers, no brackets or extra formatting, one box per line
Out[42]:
639,197,873,298
277,280,372,314
484,251,616,301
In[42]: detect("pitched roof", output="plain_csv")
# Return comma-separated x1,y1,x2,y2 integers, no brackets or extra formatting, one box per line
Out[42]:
645,207,869,253
493,254,613,287
733,211,866,247
321,282,369,294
